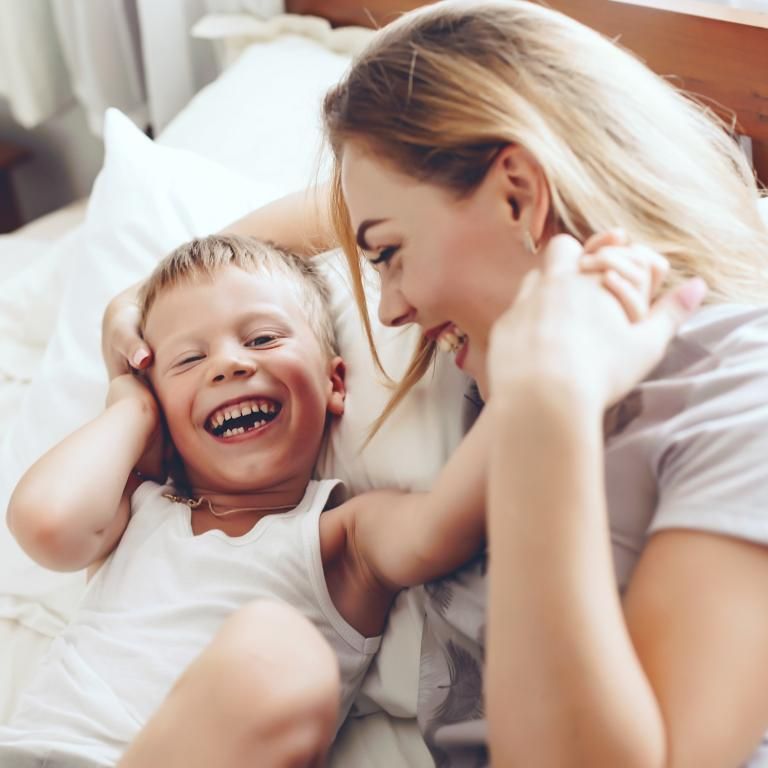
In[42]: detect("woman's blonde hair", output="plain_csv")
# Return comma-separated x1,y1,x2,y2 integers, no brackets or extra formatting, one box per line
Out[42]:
323,0,768,427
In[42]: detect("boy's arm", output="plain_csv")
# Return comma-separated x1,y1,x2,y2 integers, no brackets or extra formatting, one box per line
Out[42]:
7,374,159,572
350,408,490,591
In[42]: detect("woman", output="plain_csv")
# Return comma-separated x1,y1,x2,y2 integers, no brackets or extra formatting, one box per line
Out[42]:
106,1,768,766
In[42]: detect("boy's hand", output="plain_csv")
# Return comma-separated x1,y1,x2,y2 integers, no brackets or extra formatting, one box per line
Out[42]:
106,372,158,412
579,229,669,323
107,374,165,481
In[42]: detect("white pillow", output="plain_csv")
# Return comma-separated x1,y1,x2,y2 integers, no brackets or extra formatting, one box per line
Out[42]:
158,35,352,192
0,110,277,621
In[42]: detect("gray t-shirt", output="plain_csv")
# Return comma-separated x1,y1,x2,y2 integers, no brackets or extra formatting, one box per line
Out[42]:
418,304,768,767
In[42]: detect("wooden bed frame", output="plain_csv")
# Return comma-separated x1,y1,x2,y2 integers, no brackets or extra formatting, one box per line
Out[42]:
286,0,768,186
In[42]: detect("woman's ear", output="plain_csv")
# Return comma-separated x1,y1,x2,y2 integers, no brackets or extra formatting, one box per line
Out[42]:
493,143,551,245
327,356,346,416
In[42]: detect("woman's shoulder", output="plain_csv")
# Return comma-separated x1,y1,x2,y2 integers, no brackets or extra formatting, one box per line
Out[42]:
652,303,768,383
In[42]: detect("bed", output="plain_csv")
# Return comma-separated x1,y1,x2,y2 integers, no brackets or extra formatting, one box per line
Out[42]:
0,1,766,765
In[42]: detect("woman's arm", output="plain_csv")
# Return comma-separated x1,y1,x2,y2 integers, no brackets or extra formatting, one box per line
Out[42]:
482,237,746,767
486,388,666,768
349,406,489,590
222,185,336,257
486,386,768,768
7,374,159,571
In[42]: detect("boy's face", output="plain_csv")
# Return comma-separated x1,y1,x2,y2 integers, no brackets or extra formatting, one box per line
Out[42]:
143,266,345,495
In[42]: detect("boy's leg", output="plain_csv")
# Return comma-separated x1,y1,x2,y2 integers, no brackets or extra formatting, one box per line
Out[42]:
117,600,340,768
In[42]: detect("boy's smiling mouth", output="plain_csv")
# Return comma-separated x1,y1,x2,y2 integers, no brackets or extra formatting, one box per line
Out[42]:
205,397,282,439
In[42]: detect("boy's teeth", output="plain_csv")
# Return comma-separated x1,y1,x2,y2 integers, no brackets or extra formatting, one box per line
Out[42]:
208,398,281,434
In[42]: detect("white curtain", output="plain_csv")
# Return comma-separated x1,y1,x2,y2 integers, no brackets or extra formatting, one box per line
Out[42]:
0,0,285,135
0,0,73,128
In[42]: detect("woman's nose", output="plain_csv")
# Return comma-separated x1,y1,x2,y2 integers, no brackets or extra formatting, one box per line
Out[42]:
378,282,415,327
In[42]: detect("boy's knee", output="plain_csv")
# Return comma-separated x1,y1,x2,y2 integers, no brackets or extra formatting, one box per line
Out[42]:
180,601,340,760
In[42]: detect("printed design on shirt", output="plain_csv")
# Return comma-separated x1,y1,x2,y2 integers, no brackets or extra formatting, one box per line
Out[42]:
435,640,485,725
420,555,488,767
425,579,454,616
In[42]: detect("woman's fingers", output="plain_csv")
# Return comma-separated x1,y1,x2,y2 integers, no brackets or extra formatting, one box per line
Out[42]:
102,296,153,379
542,234,583,275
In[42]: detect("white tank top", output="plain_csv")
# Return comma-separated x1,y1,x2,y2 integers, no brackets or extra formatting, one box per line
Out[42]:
1,479,381,765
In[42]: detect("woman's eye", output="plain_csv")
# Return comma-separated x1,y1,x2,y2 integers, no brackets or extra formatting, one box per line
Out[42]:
370,246,398,266
246,335,277,347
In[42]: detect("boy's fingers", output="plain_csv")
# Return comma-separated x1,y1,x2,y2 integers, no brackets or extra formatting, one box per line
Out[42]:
580,250,647,289
643,277,708,354
602,270,644,323
583,228,629,254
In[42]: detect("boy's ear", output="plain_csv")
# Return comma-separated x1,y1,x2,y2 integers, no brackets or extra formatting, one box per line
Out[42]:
327,356,346,416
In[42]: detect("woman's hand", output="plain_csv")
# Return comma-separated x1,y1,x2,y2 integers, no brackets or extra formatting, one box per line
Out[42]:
487,233,707,414
101,281,153,379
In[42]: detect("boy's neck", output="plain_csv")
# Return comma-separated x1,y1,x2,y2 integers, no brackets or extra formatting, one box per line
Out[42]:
176,479,313,538
188,481,310,518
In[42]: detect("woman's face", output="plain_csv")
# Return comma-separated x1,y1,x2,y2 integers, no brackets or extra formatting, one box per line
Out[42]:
340,141,540,384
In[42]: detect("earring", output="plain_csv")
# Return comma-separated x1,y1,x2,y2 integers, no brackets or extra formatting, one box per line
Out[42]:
523,230,538,255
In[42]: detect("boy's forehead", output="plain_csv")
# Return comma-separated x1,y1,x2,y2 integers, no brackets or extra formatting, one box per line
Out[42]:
144,267,309,342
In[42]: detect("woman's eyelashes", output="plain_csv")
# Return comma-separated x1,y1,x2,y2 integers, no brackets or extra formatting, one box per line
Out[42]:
369,246,398,266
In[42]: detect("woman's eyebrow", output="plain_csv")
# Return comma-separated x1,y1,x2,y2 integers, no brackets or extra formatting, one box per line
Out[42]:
356,218,389,249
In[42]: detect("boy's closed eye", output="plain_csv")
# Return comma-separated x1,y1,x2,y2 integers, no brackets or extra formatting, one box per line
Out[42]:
175,354,204,368
245,334,280,347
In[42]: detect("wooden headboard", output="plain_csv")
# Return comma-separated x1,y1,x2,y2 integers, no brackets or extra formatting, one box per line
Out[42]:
286,0,768,186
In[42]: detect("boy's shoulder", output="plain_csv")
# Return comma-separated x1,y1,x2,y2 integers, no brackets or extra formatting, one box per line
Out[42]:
323,488,408,533
319,488,409,578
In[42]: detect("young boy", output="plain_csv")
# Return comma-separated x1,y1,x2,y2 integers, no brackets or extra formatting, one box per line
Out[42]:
2,235,489,768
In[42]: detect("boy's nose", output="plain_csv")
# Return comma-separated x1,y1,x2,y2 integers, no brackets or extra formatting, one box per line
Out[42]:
210,356,257,384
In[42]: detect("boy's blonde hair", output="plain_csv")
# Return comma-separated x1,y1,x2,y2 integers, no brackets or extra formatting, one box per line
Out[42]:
323,0,768,426
138,234,337,358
